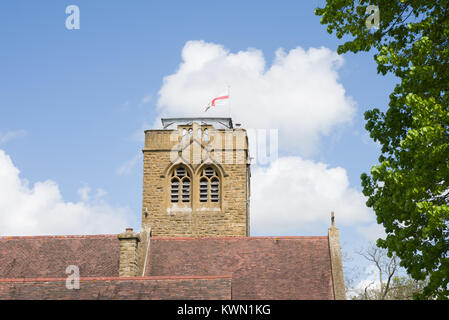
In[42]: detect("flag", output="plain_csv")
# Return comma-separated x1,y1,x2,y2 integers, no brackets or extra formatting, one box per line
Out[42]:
204,93,230,112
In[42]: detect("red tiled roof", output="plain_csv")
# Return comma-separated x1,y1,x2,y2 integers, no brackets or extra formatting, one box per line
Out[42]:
146,236,334,300
0,235,120,279
0,234,335,300
0,276,231,300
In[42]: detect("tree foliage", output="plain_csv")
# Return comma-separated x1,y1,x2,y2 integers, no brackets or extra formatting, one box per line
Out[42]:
350,244,428,300
353,275,428,300
315,1,449,299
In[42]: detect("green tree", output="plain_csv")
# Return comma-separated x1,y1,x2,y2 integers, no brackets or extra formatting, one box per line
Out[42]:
388,276,429,299
315,1,449,299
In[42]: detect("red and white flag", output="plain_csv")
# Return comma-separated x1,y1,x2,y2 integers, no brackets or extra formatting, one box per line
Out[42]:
204,92,230,112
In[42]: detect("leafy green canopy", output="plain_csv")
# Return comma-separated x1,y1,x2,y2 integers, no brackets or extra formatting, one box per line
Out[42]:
316,0,449,299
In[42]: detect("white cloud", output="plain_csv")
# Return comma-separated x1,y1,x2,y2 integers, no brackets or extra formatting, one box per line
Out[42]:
356,223,386,242
155,40,355,155
250,156,375,237
0,130,27,144
152,40,377,240
0,149,130,236
95,188,107,198
77,186,91,202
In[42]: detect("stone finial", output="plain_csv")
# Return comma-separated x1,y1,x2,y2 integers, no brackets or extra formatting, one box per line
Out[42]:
331,211,335,228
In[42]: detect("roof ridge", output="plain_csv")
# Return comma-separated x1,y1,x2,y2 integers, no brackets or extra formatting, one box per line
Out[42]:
0,234,118,240
0,275,232,282
151,235,328,240
0,235,329,240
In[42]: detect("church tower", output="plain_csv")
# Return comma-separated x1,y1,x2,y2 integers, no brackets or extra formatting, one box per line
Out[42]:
141,118,250,237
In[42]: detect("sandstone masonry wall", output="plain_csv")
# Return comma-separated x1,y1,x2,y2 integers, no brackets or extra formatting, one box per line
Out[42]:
142,122,249,237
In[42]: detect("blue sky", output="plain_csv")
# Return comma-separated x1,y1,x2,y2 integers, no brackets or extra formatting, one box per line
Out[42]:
0,1,400,290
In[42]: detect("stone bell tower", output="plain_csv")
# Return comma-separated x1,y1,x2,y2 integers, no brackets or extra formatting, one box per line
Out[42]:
141,118,250,237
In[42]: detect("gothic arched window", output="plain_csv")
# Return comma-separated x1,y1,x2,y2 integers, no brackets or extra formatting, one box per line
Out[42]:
199,166,220,203
170,166,191,203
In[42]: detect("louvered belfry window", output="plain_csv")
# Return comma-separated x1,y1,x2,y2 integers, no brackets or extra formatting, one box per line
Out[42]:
199,166,220,203
171,166,191,203
200,178,208,202
210,178,219,202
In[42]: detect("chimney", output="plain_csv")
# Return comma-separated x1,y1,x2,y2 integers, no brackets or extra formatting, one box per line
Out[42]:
118,228,140,277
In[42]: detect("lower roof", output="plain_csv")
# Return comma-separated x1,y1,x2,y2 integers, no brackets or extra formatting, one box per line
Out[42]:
0,234,334,300
146,236,334,300
0,235,119,279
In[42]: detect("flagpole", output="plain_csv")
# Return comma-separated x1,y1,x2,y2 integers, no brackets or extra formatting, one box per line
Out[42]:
227,85,231,120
